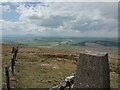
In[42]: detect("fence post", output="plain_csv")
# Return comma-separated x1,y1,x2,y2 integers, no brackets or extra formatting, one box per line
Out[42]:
11,47,15,54
5,67,10,90
11,58,14,75
74,51,110,89
13,54,16,66
14,47,19,59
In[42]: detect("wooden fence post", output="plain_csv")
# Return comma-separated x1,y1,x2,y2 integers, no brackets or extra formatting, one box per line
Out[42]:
11,47,15,54
11,58,14,75
12,54,16,66
5,67,10,90
14,47,19,59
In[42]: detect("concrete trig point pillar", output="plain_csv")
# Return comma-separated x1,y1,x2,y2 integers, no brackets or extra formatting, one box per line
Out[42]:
74,50,110,88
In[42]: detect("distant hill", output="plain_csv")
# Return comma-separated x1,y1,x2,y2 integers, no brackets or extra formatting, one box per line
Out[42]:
2,36,119,48
73,40,119,47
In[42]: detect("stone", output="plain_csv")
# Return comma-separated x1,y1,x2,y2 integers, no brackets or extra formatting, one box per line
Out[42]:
74,50,110,88
48,80,52,83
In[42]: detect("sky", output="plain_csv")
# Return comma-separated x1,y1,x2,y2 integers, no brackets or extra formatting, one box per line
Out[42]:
0,1,118,37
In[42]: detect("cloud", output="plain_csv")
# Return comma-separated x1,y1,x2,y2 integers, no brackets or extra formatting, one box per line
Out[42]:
2,5,11,12
0,4,11,15
40,15,73,28
1,2,118,37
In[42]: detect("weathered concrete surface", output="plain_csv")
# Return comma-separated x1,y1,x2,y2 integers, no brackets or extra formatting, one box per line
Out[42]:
74,50,110,88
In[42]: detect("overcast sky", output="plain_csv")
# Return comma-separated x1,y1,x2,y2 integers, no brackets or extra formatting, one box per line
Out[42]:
0,2,118,37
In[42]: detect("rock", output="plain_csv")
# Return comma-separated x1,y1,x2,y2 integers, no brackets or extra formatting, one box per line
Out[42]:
65,75,74,82
48,80,52,83
57,74,75,90
52,65,59,69
74,51,110,88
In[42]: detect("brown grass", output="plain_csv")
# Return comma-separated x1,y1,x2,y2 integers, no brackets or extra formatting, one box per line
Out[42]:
2,44,119,88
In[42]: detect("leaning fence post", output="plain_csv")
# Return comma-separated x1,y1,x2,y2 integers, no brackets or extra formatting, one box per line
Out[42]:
5,67,10,90
11,47,15,54
11,58,14,75
12,54,16,66
74,51,110,89
14,47,19,59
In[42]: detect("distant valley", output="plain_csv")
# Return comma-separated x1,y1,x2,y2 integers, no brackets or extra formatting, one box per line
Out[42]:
2,37,119,48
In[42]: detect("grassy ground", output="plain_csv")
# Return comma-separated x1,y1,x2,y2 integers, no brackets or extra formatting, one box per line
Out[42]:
2,44,119,88
0,44,2,89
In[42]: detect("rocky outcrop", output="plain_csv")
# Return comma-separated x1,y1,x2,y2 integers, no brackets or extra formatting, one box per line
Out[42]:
50,73,75,90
